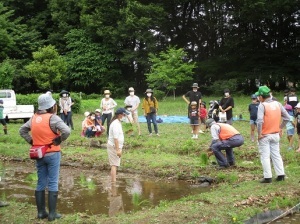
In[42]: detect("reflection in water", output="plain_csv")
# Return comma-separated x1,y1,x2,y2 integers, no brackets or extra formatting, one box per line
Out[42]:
0,162,208,216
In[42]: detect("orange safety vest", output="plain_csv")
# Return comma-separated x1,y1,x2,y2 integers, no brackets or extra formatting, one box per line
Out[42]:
218,123,240,140
262,101,281,135
31,113,60,152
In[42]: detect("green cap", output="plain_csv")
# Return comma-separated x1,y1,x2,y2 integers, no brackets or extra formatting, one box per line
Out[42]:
255,86,270,96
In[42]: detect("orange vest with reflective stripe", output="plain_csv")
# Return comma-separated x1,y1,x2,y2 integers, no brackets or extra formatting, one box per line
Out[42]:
262,101,281,135
31,113,60,152
218,123,240,140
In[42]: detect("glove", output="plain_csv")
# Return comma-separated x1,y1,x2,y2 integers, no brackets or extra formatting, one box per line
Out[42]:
52,136,62,146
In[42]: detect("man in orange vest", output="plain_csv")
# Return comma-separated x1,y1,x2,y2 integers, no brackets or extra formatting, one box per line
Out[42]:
256,86,290,183
206,118,244,169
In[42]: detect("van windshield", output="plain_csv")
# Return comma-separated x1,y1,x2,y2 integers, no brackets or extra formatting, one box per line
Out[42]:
0,92,11,98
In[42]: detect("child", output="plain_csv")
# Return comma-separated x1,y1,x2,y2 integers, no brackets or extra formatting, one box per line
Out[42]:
81,111,90,137
95,109,105,136
295,103,300,152
0,100,8,135
248,94,259,141
199,102,207,133
189,101,199,139
284,104,295,150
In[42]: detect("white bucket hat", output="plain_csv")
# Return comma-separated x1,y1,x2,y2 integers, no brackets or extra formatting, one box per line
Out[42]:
295,103,300,109
38,94,56,110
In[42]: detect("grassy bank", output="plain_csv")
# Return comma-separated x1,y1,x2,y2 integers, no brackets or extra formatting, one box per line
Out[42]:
1,95,300,223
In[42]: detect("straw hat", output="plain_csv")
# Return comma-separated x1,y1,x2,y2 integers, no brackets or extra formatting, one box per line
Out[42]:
103,90,111,95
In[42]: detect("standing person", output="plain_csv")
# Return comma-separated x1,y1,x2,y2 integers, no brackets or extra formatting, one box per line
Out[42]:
124,87,141,135
142,89,159,136
248,94,259,142
189,101,200,139
58,90,72,127
19,93,70,221
255,86,290,183
182,83,202,118
219,89,234,125
107,108,129,182
286,87,298,115
100,90,117,135
294,103,300,153
284,104,295,150
199,102,207,133
68,95,75,130
206,118,244,169
0,100,8,135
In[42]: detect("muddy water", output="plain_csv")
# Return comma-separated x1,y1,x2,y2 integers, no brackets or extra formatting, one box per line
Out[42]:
0,162,208,216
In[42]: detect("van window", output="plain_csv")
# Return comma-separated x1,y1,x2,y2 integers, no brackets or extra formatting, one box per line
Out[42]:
0,92,11,98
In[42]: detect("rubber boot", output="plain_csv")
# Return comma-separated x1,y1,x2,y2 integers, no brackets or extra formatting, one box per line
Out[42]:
260,178,272,183
35,191,48,219
4,129,7,135
276,175,285,181
48,191,62,221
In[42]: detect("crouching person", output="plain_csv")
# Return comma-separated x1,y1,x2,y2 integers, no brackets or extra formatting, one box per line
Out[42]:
19,93,70,221
206,118,244,169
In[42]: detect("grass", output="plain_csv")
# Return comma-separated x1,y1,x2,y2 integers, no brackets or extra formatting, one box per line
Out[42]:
1,94,300,223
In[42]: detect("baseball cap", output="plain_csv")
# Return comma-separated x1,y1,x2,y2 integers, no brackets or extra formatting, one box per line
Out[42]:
255,86,270,97
95,109,101,113
295,103,300,109
190,101,197,105
251,94,257,99
84,111,90,117
38,94,56,110
205,118,216,127
128,87,134,92
115,108,130,115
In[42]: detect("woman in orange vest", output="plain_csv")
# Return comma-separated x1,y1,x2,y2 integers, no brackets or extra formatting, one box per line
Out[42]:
19,93,70,221
206,118,244,169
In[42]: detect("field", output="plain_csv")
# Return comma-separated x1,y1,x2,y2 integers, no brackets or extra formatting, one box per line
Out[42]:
0,94,300,224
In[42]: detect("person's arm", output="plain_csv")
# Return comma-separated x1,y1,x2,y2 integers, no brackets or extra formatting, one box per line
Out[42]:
223,98,233,112
280,104,290,129
19,118,33,144
182,95,189,104
50,115,71,141
111,99,117,109
257,104,264,139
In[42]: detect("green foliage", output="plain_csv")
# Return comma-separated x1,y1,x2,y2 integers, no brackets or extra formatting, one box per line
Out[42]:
25,45,67,91
0,59,15,88
146,47,195,97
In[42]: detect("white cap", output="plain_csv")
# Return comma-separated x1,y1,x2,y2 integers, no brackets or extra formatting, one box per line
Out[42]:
295,103,300,109
38,94,56,110
84,111,90,117
95,109,101,113
128,87,134,92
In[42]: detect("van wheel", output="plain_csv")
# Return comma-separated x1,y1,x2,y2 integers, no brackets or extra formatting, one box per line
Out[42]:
23,118,29,123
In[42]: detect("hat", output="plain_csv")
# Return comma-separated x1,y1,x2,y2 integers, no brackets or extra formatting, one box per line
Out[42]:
190,101,197,106
284,104,293,111
145,89,153,93
205,118,216,127
59,90,69,97
104,90,111,95
128,87,134,92
191,83,199,88
295,103,300,109
115,108,130,115
38,94,56,110
251,94,257,99
255,86,270,97
84,111,90,117
95,109,101,113
224,89,230,93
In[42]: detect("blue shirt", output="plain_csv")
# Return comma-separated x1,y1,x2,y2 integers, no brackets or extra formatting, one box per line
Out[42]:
248,103,259,120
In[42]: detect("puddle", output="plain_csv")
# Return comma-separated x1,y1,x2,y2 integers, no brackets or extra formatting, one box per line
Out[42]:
0,162,208,216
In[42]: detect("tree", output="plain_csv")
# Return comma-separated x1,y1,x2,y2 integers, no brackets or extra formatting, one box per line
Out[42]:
25,45,67,91
0,59,15,88
145,47,195,99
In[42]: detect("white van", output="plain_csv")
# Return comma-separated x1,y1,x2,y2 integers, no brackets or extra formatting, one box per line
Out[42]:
0,89,34,122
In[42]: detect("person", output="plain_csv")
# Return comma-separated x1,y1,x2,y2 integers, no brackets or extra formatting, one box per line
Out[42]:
142,89,159,136
199,102,207,133
121,105,134,136
284,104,295,150
83,112,97,138
124,87,141,135
206,118,244,169
81,111,90,137
248,94,259,142
58,90,72,128
286,87,298,115
182,83,202,118
219,89,234,125
107,108,129,182
255,85,290,183
189,101,199,139
100,90,117,135
294,103,300,153
0,100,8,135
283,89,290,105
94,109,105,136
19,93,70,221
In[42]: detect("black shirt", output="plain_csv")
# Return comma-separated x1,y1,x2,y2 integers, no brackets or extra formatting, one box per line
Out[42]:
219,97,234,120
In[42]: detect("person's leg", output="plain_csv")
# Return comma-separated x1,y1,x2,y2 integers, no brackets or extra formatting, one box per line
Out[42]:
258,135,272,179
35,159,48,219
111,165,117,183
225,148,234,165
269,134,285,177
250,121,255,141
106,113,112,135
1,120,7,134
68,111,74,129
226,118,233,125
297,132,300,152
102,114,107,126
132,112,141,135
211,141,228,167
151,113,158,134
146,114,152,134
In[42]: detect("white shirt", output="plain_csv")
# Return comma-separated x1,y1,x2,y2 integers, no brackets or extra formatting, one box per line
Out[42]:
59,97,72,113
108,119,124,149
100,98,117,114
124,95,140,113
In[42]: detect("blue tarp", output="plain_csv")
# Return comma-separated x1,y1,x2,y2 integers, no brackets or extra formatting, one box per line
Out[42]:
138,116,247,123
